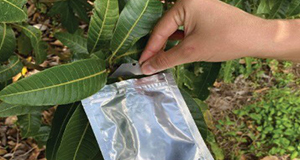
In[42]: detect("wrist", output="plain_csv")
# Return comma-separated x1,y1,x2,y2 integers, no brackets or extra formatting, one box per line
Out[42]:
227,16,278,59
250,19,300,61
244,18,279,58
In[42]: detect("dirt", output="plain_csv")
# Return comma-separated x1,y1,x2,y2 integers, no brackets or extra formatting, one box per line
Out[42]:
206,62,300,160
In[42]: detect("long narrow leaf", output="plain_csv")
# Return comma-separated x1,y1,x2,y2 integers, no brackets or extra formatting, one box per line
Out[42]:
0,0,27,23
0,59,107,106
269,0,289,19
49,0,91,33
287,0,300,17
87,0,119,53
33,126,51,148
223,60,234,83
110,0,162,60
245,57,253,78
0,56,23,83
180,89,208,139
69,0,90,23
0,23,16,61
17,32,33,56
55,32,88,55
0,102,49,117
18,113,42,138
46,103,79,160
56,104,102,160
19,25,47,64
176,62,221,100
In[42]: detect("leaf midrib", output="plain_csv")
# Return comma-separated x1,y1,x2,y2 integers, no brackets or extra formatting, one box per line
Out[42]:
90,0,111,53
111,0,150,58
24,114,31,137
73,123,89,160
0,23,7,51
115,49,143,60
0,58,20,75
2,0,27,17
0,69,106,98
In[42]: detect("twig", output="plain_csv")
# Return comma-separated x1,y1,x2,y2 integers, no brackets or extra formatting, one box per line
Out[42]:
164,0,168,10
20,147,35,157
9,130,20,160
22,60,45,71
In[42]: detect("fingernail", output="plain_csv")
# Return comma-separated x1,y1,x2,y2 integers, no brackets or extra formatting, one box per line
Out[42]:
141,63,156,75
139,52,147,64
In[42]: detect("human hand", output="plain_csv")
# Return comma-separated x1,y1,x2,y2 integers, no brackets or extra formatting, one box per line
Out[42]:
139,0,277,75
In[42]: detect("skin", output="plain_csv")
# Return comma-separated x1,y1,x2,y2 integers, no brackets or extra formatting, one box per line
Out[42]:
139,0,300,75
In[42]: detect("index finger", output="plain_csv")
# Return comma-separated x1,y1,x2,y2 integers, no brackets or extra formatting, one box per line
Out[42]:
139,4,184,64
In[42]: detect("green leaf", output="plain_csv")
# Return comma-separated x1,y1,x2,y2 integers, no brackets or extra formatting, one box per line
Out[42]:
287,0,300,17
0,102,49,117
87,0,119,53
0,79,12,90
244,57,253,78
256,0,271,17
49,1,78,33
0,23,16,62
18,113,42,138
176,62,221,100
223,60,234,83
46,103,79,160
0,0,27,23
0,59,107,106
0,55,23,83
55,31,88,55
56,104,102,160
118,0,129,11
19,25,47,64
180,89,208,139
110,0,162,60
69,0,91,23
17,32,33,56
49,0,91,33
269,0,289,19
91,152,104,160
33,126,51,148
114,36,148,63
206,131,224,160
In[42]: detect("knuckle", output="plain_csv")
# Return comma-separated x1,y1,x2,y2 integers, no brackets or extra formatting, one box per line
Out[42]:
152,32,165,40
155,55,170,69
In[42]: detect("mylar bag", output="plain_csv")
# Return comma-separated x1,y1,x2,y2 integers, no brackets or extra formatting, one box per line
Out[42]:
82,73,214,160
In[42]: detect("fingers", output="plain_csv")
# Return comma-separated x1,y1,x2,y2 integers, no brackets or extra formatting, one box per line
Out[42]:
139,4,184,64
141,41,195,75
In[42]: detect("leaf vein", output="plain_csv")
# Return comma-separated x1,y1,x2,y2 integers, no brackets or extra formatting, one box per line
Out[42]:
0,69,106,98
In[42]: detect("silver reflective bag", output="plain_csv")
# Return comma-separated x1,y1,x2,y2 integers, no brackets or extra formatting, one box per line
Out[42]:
82,73,214,160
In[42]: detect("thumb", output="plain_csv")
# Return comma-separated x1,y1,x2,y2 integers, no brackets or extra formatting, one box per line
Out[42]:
141,42,194,75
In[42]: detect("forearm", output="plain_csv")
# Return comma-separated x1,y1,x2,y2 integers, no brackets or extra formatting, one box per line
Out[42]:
251,19,300,62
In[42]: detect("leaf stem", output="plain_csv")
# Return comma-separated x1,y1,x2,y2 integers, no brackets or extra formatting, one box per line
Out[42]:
164,0,168,10
22,60,45,71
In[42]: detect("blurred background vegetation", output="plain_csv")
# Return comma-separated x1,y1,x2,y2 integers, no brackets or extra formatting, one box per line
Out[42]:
1,0,300,160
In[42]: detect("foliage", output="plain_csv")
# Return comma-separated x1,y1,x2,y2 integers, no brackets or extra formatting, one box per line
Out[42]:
220,0,300,83
48,0,92,33
217,87,300,159
0,0,218,159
